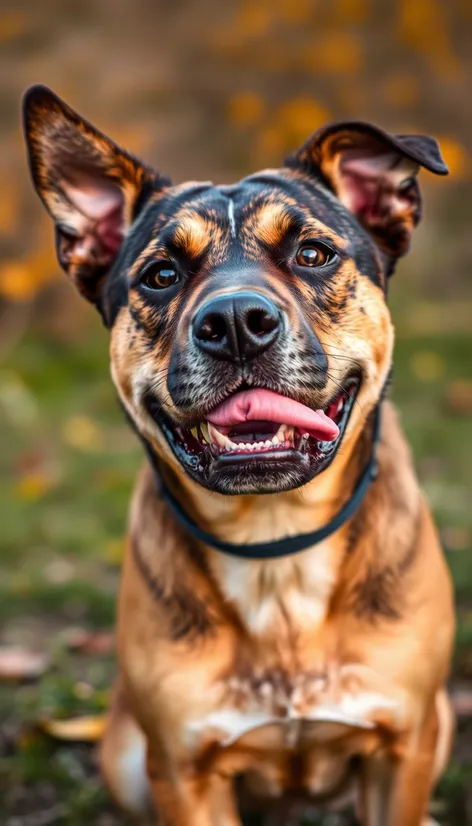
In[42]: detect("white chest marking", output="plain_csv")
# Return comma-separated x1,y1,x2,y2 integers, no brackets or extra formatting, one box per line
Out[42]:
217,543,337,636
186,692,400,749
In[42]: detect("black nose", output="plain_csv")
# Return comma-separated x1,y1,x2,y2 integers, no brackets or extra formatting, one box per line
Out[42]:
192,291,281,361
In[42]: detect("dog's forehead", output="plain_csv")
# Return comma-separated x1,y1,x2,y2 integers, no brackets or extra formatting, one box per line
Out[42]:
132,168,377,274
158,170,347,233
116,167,383,299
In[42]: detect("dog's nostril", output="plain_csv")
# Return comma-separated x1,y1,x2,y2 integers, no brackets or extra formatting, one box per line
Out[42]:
196,314,227,343
246,308,279,337
192,291,281,361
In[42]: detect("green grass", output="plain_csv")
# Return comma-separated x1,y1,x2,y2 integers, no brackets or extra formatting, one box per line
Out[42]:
0,307,471,823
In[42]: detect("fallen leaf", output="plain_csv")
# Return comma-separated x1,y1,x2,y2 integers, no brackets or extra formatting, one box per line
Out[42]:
39,714,108,742
451,687,472,717
441,526,471,552
66,628,115,655
0,647,50,681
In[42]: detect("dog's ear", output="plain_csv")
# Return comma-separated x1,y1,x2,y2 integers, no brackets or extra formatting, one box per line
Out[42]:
288,121,448,258
23,85,166,304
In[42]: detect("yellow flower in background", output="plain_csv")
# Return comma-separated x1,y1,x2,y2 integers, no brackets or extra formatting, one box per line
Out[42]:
277,97,331,145
227,92,266,128
0,12,28,42
16,472,54,502
398,0,463,83
410,351,446,382
279,0,312,25
383,74,421,109
0,171,21,236
336,0,368,24
103,538,125,565
62,416,103,453
235,3,272,37
304,32,363,74
0,247,58,302
253,97,331,167
436,138,470,180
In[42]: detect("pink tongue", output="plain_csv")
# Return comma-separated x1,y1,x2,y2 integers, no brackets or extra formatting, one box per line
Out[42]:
207,389,339,441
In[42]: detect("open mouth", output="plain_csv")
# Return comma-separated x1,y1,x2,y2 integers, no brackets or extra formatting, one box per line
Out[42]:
145,375,361,483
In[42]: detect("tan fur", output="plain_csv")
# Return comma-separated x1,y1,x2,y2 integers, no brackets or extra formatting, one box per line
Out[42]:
100,401,454,825
22,88,454,824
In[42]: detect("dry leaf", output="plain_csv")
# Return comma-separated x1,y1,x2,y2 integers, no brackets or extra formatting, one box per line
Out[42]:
451,687,472,717
66,628,115,655
445,380,472,415
39,714,108,742
0,647,49,681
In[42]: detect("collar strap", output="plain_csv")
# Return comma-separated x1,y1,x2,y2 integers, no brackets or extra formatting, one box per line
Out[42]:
148,406,381,560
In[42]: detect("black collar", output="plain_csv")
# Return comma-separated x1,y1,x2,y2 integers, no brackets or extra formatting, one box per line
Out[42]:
144,406,381,560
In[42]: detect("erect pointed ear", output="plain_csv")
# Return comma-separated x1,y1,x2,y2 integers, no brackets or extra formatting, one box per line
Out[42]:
287,121,448,259
22,85,168,304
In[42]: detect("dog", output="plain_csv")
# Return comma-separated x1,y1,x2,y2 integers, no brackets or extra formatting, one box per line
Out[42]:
23,84,455,826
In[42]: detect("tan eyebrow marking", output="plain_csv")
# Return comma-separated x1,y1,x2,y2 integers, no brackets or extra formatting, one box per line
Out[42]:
252,202,294,247
173,212,210,259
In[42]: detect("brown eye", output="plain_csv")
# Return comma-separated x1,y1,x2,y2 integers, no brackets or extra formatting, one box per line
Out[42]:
296,244,335,268
141,261,179,290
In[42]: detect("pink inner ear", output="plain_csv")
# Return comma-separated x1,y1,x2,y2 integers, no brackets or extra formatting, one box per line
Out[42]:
338,149,419,224
60,173,126,260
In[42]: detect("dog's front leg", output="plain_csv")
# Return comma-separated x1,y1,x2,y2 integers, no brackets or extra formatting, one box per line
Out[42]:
358,707,439,826
147,749,241,826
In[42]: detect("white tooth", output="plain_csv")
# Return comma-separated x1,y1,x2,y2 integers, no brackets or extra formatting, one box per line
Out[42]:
274,424,286,442
271,435,279,445
207,421,233,450
264,440,272,447
245,442,253,450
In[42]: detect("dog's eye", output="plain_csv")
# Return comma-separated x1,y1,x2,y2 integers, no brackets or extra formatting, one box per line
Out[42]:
141,261,179,290
296,244,335,268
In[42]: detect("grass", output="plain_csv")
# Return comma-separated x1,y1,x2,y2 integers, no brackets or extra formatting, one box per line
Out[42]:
0,298,471,824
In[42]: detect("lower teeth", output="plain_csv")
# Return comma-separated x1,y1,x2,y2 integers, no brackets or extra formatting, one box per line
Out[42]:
208,423,295,454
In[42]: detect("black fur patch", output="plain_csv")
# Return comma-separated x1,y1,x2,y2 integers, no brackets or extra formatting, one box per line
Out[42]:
131,536,216,641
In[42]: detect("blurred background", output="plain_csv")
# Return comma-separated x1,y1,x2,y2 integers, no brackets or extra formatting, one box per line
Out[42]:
0,0,471,823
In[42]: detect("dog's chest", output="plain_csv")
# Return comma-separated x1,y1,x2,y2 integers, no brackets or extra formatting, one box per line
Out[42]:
213,538,339,638
183,663,402,799
182,547,404,796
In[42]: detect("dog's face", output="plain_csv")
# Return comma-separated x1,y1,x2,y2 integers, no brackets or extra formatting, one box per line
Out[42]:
23,86,447,494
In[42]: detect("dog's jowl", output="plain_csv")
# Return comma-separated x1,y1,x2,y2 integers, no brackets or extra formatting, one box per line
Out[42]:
23,85,455,826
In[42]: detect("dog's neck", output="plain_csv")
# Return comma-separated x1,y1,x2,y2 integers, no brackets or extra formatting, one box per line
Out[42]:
155,420,371,650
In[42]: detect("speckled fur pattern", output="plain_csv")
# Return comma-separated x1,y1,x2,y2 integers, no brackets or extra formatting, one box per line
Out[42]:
23,85,454,826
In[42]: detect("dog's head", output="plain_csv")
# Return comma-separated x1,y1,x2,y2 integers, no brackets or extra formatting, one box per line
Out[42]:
23,85,447,495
